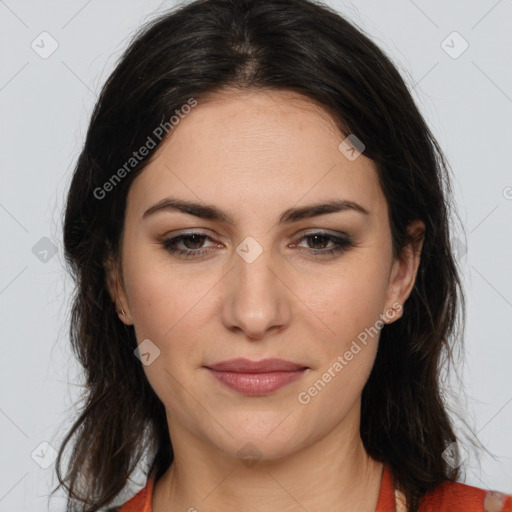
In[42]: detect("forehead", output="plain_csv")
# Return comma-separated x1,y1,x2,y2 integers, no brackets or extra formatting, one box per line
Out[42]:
127,89,386,220
164,89,346,169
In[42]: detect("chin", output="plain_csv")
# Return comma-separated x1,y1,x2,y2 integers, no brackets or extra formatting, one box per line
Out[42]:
200,413,312,464
222,435,303,465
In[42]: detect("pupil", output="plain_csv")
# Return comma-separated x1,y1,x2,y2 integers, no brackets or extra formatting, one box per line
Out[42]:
184,235,205,249
308,234,327,249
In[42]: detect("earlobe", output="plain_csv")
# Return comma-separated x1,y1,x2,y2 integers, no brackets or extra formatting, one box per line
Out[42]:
116,307,133,325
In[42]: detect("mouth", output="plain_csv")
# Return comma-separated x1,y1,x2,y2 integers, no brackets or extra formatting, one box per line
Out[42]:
204,358,308,396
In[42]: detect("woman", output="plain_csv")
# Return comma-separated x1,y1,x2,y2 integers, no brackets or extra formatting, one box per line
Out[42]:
56,0,511,511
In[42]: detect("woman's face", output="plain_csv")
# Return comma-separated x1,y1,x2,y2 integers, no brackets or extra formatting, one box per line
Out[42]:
108,89,423,463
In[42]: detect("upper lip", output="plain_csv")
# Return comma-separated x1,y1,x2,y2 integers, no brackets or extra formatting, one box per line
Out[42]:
205,358,307,373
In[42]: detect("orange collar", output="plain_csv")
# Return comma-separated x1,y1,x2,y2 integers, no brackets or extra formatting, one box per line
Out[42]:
376,464,397,512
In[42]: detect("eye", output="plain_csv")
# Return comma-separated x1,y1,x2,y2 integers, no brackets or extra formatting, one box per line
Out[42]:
291,232,355,257
162,232,218,258
161,231,355,259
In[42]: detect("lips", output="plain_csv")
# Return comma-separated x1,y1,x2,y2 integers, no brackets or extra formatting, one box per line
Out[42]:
206,358,306,373
205,358,308,395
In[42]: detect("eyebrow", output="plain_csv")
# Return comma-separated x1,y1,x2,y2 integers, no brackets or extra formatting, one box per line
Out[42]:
142,197,370,224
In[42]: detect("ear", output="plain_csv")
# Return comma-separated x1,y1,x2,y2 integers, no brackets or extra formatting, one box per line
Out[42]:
104,253,134,326
382,219,425,324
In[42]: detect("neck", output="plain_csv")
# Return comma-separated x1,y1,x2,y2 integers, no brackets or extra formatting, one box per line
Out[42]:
153,411,384,512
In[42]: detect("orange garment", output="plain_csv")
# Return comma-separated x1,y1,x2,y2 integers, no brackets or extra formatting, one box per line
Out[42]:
118,464,512,512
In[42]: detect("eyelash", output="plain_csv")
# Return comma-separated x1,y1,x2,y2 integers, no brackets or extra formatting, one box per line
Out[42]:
161,232,355,259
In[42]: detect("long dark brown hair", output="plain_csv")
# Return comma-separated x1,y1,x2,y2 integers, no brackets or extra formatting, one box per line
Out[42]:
56,0,472,510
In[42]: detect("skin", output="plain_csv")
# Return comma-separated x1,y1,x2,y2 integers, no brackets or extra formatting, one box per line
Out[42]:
106,88,424,512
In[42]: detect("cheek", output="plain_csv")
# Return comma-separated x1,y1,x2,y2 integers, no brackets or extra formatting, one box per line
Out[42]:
122,256,221,407
306,257,390,413
123,248,213,339
306,261,390,347
123,257,213,416
294,337,378,447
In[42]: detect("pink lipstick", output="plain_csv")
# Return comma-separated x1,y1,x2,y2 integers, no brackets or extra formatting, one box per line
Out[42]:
205,358,307,395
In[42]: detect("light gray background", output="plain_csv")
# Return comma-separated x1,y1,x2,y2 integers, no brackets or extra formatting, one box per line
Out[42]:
1,0,511,510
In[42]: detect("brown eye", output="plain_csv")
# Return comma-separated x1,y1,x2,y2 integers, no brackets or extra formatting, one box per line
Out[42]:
180,234,207,249
292,232,355,257
162,233,217,258
304,234,331,249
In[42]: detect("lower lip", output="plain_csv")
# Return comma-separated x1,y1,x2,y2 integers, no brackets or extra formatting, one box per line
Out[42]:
206,368,306,395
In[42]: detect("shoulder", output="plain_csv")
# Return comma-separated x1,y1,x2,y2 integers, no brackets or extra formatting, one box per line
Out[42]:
419,479,512,512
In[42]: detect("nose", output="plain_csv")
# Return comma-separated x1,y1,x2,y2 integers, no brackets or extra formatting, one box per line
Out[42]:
221,241,292,341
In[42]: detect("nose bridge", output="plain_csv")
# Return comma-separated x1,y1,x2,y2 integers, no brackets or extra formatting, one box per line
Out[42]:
222,235,290,338
236,241,276,293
